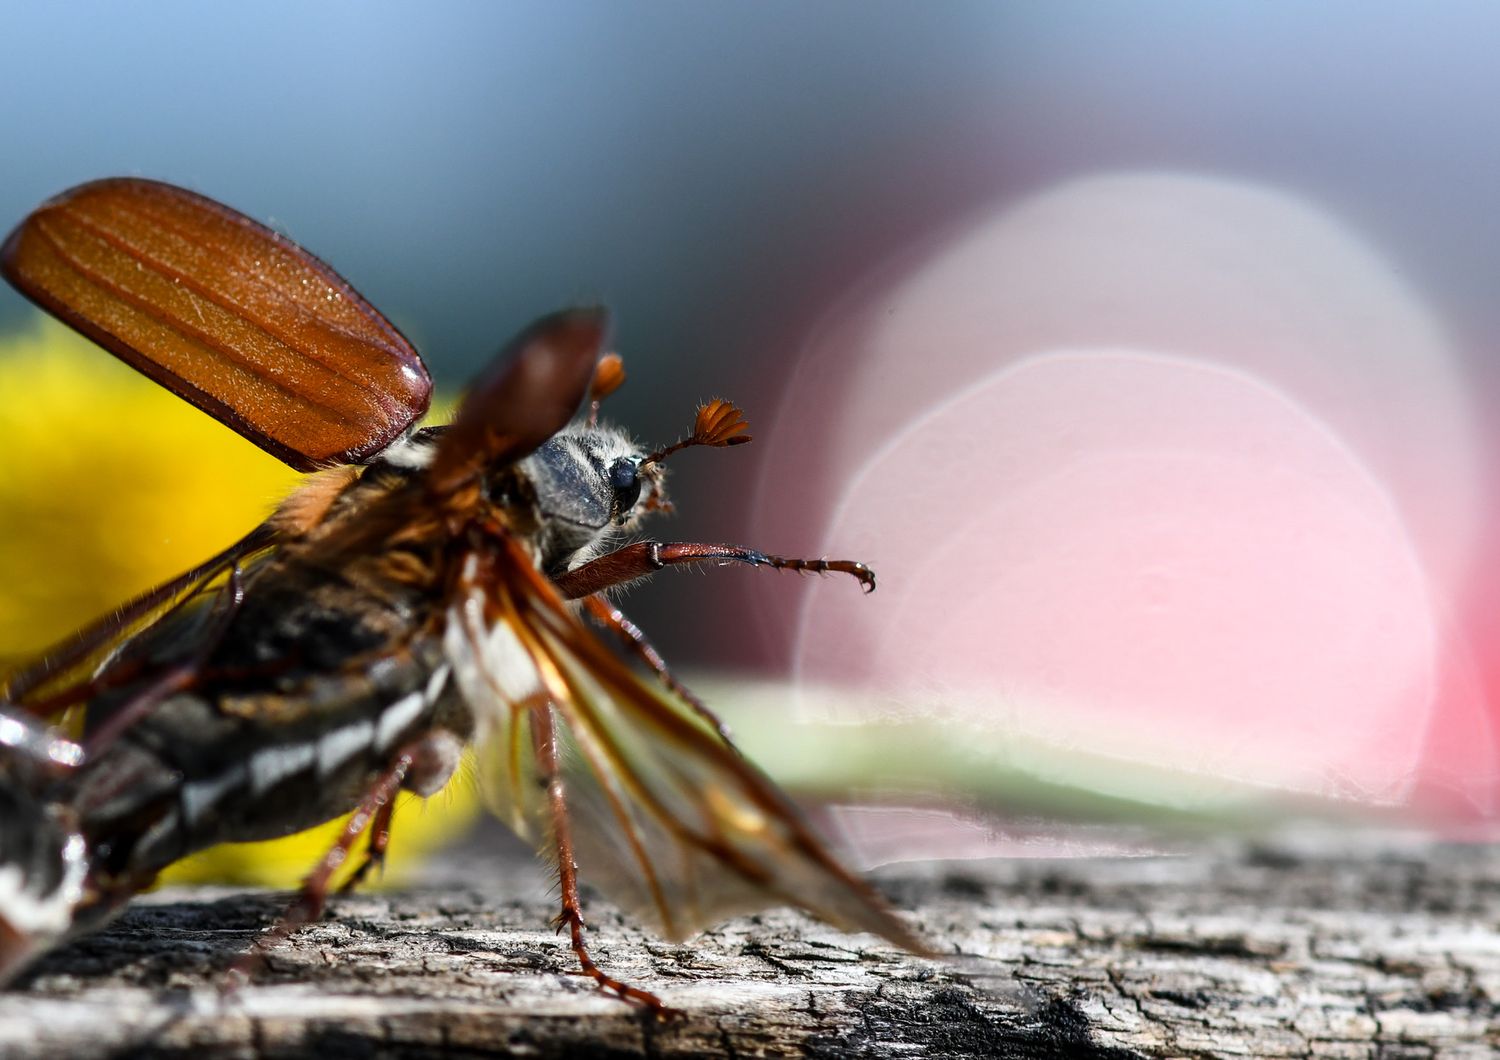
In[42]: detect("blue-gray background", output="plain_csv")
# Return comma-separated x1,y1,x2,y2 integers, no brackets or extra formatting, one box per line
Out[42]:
5,1,1500,669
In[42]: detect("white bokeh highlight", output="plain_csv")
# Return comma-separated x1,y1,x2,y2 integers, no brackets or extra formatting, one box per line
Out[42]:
802,351,1435,798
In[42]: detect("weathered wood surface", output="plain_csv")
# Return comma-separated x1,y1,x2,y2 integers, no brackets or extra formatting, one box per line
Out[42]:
3,827,1498,1058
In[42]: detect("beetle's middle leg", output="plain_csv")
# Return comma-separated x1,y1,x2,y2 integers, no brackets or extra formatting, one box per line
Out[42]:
534,701,674,1015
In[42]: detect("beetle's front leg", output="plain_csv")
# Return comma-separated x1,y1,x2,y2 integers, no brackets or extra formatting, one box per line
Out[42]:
579,593,735,746
553,542,875,598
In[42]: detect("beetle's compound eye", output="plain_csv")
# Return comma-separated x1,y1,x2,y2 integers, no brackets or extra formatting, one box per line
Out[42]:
609,458,642,519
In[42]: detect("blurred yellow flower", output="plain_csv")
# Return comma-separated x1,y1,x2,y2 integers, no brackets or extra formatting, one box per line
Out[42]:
0,317,476,887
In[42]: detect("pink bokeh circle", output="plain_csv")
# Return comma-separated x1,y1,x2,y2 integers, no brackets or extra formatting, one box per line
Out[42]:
752,171,1489,807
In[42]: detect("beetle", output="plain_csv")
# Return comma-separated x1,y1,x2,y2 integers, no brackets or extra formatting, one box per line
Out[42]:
0,179,923,1008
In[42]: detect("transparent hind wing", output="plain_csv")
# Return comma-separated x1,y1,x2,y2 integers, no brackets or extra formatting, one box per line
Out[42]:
452,539,925,951
2,525,277,714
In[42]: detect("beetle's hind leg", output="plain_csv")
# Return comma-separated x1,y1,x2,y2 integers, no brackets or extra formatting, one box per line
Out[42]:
224,751,413,986
224,726,465,985
337,796,397,894
535,702,676,1016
